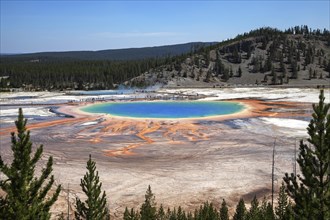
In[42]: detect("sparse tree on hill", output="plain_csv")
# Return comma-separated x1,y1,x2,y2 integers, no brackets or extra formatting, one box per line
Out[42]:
238,66,242,77
309,67,313,79
271,66,277,85
283,90,330,220
291,61,298,79
75,155,110,220
319,72,323,79
0,108,61,219
221,68,230,82
229,66,233,78
327,60,330,77
204,70,211,83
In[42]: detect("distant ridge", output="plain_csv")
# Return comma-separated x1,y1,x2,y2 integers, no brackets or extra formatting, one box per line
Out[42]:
2,42,217,61
0,53,21,55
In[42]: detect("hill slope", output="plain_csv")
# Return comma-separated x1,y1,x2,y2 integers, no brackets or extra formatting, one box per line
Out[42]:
127,26,330,88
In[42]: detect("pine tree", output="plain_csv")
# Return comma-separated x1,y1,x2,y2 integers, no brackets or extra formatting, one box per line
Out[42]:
283,89,330,220
309,67,313,79
186,212,193,220
221,68,230,82
140,185,157,220
233,198,246,220
291,61,298,79
157,204,166,220
194,202,219,220
177,206,186,220
260,197,274,220
0,108,61,219
124,208,130,220
124,207,139,220
275,182,291,220
75,155,110,220
246,196,261,220
229,66,233,78
238,66,242,77
220,199,229,220
169,208,177,220
271,66,277,85
283,202,295,220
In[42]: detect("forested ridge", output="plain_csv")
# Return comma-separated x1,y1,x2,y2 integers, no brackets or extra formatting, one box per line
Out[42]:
129,25,330,87
1,42,215,61
1,25,330,91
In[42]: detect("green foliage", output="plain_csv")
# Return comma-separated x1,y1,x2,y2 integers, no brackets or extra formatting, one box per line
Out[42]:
194,201,219,220
124,207,139,220
275,182,292,220
75,155,110,220
219,199,229,220
233,198,246,220
157,204,166,220
140,185,157,220
246,196,261,220
0,108,61,220
259,197,274,220
176,206,186,220
283,89,330,220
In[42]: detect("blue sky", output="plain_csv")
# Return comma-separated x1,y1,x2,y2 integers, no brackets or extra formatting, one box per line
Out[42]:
1,1,329,53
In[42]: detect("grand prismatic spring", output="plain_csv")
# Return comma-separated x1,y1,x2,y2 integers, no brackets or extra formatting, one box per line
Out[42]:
81,101,245,119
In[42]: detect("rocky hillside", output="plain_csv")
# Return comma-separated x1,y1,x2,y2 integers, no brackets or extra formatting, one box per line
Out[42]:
127,26,330,88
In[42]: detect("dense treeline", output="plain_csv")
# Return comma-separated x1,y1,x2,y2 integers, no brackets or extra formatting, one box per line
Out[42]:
1,42,215,61
122,185,286,220
0,58,169,90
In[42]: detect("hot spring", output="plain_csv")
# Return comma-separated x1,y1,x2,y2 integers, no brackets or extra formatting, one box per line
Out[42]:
81,101,245,119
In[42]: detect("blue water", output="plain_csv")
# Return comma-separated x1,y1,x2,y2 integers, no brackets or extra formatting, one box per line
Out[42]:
81,101,245,119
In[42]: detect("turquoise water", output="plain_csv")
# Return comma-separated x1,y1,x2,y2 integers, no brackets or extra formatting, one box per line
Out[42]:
81,101,245,119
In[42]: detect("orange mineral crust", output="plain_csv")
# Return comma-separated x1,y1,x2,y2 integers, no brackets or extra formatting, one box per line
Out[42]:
0,98,312,219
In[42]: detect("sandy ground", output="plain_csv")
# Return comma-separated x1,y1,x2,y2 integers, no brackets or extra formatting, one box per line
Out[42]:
0,88,327,219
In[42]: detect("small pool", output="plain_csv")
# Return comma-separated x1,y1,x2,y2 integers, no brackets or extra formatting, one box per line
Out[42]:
81,101,245,119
